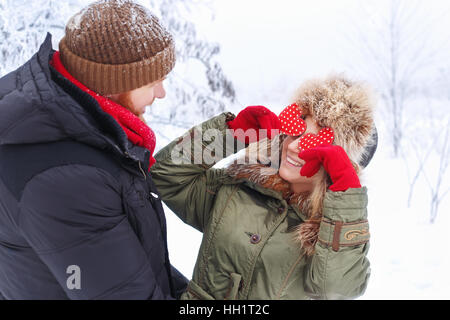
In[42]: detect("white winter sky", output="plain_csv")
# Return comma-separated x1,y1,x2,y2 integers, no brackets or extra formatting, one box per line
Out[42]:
191,0,357,109
186,0,450,112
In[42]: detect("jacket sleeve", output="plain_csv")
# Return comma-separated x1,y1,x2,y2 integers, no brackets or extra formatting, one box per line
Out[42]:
151,112,242,232
18,164,173,300
170,265,189,299
303,187,371,300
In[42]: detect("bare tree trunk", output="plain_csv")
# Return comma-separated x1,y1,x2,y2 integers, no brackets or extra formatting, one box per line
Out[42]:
404,138,435,207
389,0,401,157
429,121,449,223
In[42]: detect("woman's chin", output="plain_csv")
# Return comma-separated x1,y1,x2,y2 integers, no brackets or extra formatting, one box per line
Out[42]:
279,162,300,183
279,161,313,184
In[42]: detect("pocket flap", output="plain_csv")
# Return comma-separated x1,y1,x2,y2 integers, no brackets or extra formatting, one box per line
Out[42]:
183,280,215,300
225,273,242,300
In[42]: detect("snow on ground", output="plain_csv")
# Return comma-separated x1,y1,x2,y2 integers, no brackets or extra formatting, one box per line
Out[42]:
359,128,450,299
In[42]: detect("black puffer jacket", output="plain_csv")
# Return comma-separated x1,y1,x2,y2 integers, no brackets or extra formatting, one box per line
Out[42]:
0,33,188,300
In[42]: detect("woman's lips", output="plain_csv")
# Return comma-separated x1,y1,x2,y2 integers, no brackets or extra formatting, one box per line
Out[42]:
286,156,303,168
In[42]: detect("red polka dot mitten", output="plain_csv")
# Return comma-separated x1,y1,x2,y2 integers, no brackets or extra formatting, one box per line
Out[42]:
298,145,361,192
298,127,334,151
227,106,281,144
279,103,307,136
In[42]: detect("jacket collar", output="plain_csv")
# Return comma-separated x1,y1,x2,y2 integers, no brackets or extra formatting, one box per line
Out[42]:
40,33,151,172
226,163,309,221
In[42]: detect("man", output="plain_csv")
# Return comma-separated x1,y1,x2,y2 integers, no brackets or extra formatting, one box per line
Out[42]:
0,0,187,299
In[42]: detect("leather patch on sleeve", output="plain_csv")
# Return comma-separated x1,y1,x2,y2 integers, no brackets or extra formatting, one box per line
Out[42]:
332,221,343,252
318,218,370,251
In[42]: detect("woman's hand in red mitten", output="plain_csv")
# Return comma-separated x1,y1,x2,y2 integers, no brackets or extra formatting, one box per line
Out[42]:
298,145,361,192
227,106,280,144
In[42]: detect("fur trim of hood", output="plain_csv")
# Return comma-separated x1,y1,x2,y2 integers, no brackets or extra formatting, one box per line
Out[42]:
291,75,376,167
226,159,324,256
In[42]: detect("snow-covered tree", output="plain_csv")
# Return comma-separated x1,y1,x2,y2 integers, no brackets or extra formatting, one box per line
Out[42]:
143,0,236,130
0,0,236,134
0,0,86,76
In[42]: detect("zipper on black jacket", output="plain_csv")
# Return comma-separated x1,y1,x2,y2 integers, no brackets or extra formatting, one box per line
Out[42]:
138,161,146,180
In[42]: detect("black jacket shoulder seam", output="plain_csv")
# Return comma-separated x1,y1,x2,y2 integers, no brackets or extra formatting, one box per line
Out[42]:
19,163,121,204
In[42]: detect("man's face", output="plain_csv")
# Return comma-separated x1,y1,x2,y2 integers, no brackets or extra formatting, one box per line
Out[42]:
128,79,166,116
109,78,166,117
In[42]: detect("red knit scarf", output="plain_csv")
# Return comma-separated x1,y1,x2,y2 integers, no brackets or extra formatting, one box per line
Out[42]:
50,51,156,169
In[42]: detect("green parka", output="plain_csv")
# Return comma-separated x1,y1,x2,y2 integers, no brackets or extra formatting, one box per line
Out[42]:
151,112,371,300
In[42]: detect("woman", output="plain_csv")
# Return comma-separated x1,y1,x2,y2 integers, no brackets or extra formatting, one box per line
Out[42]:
151,75,376,300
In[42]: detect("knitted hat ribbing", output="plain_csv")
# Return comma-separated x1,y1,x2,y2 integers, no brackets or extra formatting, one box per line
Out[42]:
59,0,175,95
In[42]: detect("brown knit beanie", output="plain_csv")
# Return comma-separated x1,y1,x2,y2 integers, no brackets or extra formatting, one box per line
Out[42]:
59,0,176,95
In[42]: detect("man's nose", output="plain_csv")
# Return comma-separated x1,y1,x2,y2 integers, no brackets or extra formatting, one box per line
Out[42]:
155,82,166,99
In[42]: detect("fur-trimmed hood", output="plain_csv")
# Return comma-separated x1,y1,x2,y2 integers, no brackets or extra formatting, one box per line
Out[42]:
291,75,376,167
